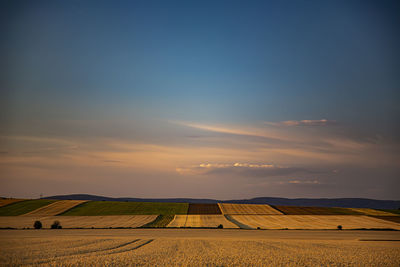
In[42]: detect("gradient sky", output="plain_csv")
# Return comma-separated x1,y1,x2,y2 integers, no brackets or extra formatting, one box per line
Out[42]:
1,0,399,200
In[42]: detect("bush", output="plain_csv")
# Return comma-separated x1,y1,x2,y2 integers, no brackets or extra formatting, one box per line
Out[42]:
337,225,343,230
217,224,223,229
34,220,42,229
51,220,62,229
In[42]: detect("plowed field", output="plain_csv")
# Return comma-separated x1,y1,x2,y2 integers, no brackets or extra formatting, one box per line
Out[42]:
230,215,400,230
22,200,88,216
274,206,363,215
0,215,157,229
167,215,239,228
371,216,400,224
218,203,282,215
187,204,222,214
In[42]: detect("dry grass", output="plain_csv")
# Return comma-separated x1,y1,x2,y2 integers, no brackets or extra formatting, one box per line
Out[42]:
0,229,399,266
0,199,24,207
218,203,283,215
22,200,88,216
167,215,239,228
230,215,400,230
348,208,399,216
0,215,157,229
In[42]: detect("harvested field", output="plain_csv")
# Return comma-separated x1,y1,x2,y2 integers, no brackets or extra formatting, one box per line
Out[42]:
274,206,363,215
141,214,174,228
61,201,188,215
22,200,88,216
0,199,58,216
0,215,157,229
1,229,399,266
167,215,239,228
230,215,400,230
218,203,283,215
372,216,400,224
187,203,221,214
0,199,24,208
348,208,397,216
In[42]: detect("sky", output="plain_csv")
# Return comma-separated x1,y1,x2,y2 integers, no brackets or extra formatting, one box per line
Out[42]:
1,0,399,200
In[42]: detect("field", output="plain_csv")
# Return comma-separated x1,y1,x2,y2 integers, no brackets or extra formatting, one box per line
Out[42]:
22,200,88,216
0,229,399,266
167,215,239,228
371,216,400,224
0,199,58,216
348,208,398,216
0,215,157,229
60,201,188,215
230,215,400,230
0,198,24,207
187,203,222,214
273,206,363,215
218,203,283,215
141,214,175,228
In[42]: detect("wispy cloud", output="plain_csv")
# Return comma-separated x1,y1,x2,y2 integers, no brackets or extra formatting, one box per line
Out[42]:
268,119,336,127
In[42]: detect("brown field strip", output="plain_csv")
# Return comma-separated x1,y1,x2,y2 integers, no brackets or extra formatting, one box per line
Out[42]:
22,200,88,216
218,203,283,215
0,199,24,207
167,215,239,228
371,216,400,224
274,206,363,215
0,215,157,229
187,203,222,214
348,208,398,216
230,215,400,230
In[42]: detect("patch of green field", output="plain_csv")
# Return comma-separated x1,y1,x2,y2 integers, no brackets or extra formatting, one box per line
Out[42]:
0,199,58,216
379,209,400,215
141,214,175,227
60,201,188,216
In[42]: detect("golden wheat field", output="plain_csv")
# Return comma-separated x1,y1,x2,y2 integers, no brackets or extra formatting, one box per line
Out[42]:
0,199,23,207
0,215,157,229
218,203,283,215
0,229,399,266
167,215,239,228
348,208,398,216
22,200,88,216
230,215,400,230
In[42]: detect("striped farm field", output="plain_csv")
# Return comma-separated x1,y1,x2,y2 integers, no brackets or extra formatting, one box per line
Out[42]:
348,208,398,216
0,215,157,229
22,200,88,216
167,215,239,228
0,199,58,216
273,206,363,215
230,215,400,230
141,215,175,228
61,201,188,216
218,203,283,215
0,199,25,207
371,216,400,224
187,204,222,214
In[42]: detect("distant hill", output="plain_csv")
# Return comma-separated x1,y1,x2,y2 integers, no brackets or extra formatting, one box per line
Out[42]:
44,194,400,209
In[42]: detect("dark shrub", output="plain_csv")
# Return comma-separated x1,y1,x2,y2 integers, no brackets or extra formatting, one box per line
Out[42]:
337,225,343,230
34,220,42,229
257,227,261,230
217,224,223,229
51,220,61,229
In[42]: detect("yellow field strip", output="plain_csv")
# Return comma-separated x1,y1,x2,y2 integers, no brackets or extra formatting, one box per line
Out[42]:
230,215,400,230
0,215,157,229
167,215,239,228
0,199,24,207
218,203,283,215
22,200,88,216
348,208,398,216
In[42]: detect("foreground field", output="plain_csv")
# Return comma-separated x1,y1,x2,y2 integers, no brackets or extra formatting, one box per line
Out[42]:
167,215,239,228
0,229,399,266
230,215,400,230
0,215,157,229
22,200,88,216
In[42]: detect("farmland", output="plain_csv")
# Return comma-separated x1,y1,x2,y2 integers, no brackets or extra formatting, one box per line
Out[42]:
22,200,88,216
60,201,188,215
348,208,398,216
0,198,24,207
218,203,283,215
0,215,157,229
187,203,222,214
0,229,399,266
273,206,363,215
0,199,58,216
167,215,239,228
230,215,400,230
141,214,175,228
371,216,400,224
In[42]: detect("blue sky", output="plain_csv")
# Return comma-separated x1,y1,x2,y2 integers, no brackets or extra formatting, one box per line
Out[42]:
1,0,399,199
